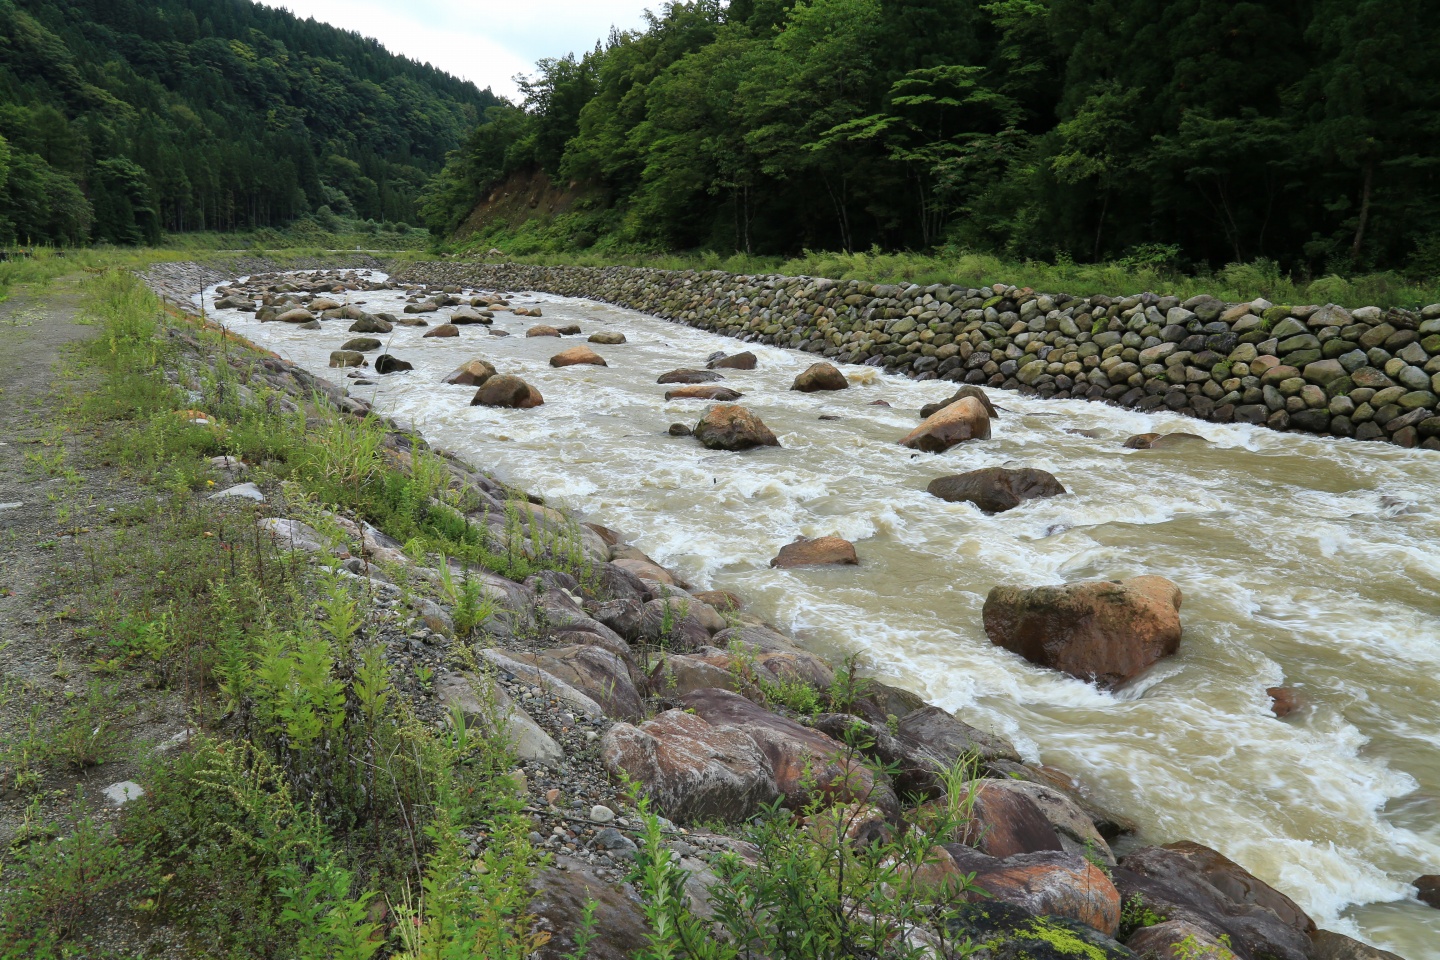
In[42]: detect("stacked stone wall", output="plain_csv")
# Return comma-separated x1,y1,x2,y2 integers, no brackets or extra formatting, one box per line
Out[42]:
394,261,1440,450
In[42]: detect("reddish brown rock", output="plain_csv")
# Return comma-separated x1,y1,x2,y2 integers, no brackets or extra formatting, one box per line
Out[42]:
708,351,757,370
471,375,544,408
551,345,608,367
308,297,342,311
328,350,365,368
982,575,1183,689
690,589,741,613
648,654,764,702
422,323,460,338
530,645,644,722
927,467,1066,513
529,855,651,960
275,307,315,324
1267,687,1303,718
959,779,1065,858
665,385,743,401
1415,874,1440,909
1127,920,1238,959
791,362,849,392
443,359,497,386
600,709,779,822
526,324,561,337
680,688,896,815
693,404,780,450
899,396,992,453
770,535,858,568
957,849,1122,936
920,385,998,419
612,557,681,586
1303,930,1404,960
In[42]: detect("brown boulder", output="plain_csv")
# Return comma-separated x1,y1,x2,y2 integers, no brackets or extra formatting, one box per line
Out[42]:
527,324,561,337
1416,874,1440,909
693,404,780,450
443,359,497,386
890,705,1022,794
529,856,651,960
1267,687,1303,718
708,351,757,370
348,315,393,333
691,589,741,613
600,709,779,822
422,323,459,338
920,385,999,419
658,369,723,384
612,557,683,587
555,323,582,335
373,354,412,374
275,308,315,324
791,362,849,392
341,337,381,352
471,375,544,409
531,645,644,722
589,331,626,345
648,654,764,702
959,779,1066,858
1125,432,1208,450
680,688,895,815
899,397,992,453
1127,920,1239,959
983,575,1183,689
328,350,365,368
309,297,342,311
770,535,858,568
551,345,608,368
978,777,1114,864
927,467,1066,513
449,308,490,325
1309,930,1406,960
666,385,743,401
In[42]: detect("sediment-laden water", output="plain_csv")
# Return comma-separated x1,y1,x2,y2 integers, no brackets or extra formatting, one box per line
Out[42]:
207,274,1440,956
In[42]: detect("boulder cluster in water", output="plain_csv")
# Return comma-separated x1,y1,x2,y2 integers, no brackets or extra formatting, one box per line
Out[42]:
174,265,1415,960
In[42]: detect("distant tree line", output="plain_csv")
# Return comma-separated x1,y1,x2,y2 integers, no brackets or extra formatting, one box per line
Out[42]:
423,0,1440,276
0,0,502,246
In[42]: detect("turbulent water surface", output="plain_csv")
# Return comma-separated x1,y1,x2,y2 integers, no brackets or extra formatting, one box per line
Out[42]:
208,273,1440,957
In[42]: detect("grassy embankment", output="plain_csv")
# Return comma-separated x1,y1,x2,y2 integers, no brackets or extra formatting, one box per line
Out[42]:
451,221,1440,310
0,263,1018,960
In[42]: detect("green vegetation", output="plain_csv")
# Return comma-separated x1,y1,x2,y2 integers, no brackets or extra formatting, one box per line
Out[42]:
427,0,1440,287
0,0,501,246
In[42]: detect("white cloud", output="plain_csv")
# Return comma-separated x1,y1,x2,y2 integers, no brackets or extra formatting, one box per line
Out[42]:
270,0,653,101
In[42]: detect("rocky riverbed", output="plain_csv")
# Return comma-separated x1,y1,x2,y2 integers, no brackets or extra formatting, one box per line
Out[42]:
131,262,1440,959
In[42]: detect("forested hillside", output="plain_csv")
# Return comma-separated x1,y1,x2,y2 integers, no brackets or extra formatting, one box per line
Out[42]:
0,0,502,245
425,0,1440,277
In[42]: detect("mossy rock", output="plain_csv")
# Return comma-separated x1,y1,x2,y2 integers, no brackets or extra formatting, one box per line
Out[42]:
1262,305,1293,326
946,902,1137,959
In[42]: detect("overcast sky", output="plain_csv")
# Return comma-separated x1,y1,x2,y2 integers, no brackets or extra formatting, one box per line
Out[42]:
271,0,654,101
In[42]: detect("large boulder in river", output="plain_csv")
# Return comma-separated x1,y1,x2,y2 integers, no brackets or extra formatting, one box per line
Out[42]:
589,331,626,345
899,397,991,452
341,337,382,352
449,307,490,325
693,404,779,450
329,350,365,368
982,576,1182,689
927,467,1066,513
374,354,413,374
275,308,315,324
791,362,848,392
666,385,743,401
601,709,779,822
953,851,1122,938
658,369,724,384
443,359,496,386
708,351,757,370
471,375,544,409
921,385,999,419
422,323,459,338
551,345,607,367
526,324,561,337
770,535,857,568
349,314,393,334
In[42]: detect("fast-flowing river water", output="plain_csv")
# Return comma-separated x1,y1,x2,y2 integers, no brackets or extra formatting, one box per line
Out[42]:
206,273,1440,957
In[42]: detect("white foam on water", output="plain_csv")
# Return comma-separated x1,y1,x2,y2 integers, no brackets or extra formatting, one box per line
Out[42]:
211,274,1440,956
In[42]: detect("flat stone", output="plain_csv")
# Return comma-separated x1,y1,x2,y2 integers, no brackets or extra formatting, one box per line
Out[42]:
209,482,264,502
103,780,145,806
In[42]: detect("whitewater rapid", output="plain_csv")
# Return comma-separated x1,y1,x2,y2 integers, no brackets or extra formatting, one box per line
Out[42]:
207,273,1440,957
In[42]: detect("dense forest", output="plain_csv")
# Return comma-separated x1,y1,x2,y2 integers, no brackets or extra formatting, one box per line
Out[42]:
0,0,501,245
424,0,1440,277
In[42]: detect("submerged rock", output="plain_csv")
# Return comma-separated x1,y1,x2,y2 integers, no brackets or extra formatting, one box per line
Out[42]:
341,337,381,352
658,369,724,384
982,576,1183,689
899,397,992,453
665,385,743,401
693,404,779,450
927,467,1065,513
708,351,757,370
374,354,413,374
589,331,627,344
